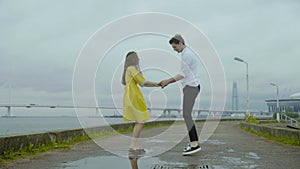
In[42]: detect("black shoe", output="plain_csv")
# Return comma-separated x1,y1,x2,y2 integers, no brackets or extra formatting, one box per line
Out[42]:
182,145,201,155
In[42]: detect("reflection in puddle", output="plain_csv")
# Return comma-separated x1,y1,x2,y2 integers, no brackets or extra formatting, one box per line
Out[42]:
61,156,127,169
60,156,161,169
129,156,139,169
128,151,145,169
61,153,260,169
61,156,214,169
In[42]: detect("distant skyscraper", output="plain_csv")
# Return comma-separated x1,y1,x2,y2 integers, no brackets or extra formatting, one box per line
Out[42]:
232,82,238,111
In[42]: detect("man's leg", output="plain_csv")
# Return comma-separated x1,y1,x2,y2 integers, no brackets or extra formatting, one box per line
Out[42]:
183,85,200,147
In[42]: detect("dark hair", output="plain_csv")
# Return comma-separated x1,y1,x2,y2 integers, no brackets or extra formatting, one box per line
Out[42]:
169,38,184,45
126,51,135,58
169,38,180,45
121,51,141,85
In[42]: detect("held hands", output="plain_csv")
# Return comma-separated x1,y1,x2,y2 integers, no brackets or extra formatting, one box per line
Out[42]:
153,82,160,87
148,80,169,88
158,75,181,88
158,79,170,88
149,80,169,88
146,79,170,88
149,75,180,88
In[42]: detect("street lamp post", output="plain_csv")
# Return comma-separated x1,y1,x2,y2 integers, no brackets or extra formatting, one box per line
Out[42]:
270,83,280,122
234,57,249,114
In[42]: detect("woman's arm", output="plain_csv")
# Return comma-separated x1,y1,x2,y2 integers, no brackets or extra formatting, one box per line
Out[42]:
142,81,159,87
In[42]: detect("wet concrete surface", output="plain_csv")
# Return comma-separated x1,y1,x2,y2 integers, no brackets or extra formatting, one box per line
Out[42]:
2,121,300,169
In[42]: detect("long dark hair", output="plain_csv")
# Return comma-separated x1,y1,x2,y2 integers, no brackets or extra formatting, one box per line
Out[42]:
121,51,141,85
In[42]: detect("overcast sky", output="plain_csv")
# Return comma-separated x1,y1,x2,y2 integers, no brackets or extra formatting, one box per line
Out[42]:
0,0,299,116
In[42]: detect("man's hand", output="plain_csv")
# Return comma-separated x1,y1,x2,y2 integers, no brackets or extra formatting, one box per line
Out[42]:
158,80,170,88
159,75,183,88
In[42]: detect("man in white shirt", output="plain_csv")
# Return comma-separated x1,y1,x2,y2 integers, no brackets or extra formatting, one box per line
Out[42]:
159,34,201,155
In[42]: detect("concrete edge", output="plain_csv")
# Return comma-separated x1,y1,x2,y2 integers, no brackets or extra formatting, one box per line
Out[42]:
240,122,300,142
0,120,176,157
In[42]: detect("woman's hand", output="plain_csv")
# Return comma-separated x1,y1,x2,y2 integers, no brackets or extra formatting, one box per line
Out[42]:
154,82,161,87
142,81,161,87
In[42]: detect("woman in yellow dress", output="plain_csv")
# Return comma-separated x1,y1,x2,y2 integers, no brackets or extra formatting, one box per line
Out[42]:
121,51,159,154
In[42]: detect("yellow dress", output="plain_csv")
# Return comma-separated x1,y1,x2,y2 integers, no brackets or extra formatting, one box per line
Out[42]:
123,66,150,122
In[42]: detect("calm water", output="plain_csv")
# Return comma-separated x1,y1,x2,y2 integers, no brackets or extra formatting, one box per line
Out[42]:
0,116,180,137
0,116,125,137
0,109,248,137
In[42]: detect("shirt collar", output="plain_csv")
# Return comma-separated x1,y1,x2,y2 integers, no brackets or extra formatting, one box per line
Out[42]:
181,47,187,56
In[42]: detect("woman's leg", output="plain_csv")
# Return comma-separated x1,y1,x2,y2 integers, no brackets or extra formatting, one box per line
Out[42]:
130,122,144,149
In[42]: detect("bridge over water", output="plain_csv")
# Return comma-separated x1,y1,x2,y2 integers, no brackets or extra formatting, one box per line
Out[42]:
0,104,272,119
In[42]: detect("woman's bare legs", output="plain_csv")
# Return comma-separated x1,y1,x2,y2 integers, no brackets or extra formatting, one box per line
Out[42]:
130,122,144,149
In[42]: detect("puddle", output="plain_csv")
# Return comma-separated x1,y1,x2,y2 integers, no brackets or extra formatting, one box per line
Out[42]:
203,139,226,145
246,152,260,160
222,157,248,165
60,156,163,169
145,138,178,143
225,148,235,153
60,156,125,169
60,156,229,169
60,151,259,169
221,156,259,169
210,166,230,169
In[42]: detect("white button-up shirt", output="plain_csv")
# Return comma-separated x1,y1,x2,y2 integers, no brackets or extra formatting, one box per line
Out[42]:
179,47,201,87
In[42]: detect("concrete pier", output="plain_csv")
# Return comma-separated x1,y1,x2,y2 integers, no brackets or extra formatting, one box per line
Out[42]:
1,121,300,169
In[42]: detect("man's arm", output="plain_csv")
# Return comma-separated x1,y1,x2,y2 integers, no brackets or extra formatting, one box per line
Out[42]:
159,74,184,88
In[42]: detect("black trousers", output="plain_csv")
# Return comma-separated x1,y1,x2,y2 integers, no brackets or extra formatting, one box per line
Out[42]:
183,85,200,142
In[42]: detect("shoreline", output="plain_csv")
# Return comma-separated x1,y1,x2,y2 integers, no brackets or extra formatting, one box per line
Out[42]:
0,120,178,167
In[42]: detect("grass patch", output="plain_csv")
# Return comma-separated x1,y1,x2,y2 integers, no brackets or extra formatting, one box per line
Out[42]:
240,125,300,146
0,121,175,166
0,135,92,166
244,114,259,124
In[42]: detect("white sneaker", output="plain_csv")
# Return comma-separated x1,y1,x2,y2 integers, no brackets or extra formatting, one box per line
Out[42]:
183,144,191,151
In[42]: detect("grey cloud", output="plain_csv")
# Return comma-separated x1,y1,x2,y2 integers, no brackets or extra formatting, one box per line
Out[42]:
0,0,299,113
